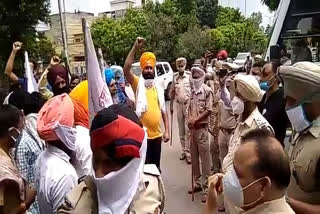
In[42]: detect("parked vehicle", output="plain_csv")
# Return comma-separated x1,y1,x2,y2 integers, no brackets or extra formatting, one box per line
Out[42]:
131,61,174,99
233,52,251,67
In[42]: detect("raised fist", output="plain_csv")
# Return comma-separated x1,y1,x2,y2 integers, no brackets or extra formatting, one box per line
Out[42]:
12,41,22,52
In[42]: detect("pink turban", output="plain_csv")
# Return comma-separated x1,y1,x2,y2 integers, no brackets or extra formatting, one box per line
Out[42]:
37,94,76,150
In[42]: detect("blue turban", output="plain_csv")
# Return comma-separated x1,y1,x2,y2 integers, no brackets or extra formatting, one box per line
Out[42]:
104,68,114,86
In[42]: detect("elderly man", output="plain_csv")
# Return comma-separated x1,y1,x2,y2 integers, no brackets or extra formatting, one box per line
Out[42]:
123,37,170,170
205,129,294,214
279,62,320,214
34,94,78,213
170,57,191,164
222,74,273,213
57,104,165,214
187,67,213,203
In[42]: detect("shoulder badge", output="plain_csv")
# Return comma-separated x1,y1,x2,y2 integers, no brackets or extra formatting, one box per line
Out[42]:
255,118,274,134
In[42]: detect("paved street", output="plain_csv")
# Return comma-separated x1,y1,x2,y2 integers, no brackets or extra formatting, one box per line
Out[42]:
161,103,203,214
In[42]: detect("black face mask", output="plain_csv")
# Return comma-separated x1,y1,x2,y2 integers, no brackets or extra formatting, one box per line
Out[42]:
53,86,70,96
142,72,155,80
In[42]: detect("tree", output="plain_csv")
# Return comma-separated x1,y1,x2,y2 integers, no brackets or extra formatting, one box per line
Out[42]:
176,25,212,63
261,0,280,11
196,0,219,28
215,6,244,27
0,0,50,83
248,12,263,30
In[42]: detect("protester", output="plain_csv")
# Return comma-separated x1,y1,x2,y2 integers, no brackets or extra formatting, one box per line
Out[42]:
279,62,320,214
222,74,273,213
206,72,221,173
57,104,165,213
70,74,81,90
244,54,253,75
187,67,213,203
123,37,170,170
258,61,288,146
170,57,191,164
8,89,46,214
69,80,89,111
0,104,37,214
46,60,70,96
34,94,78,213
5,41,38,92
205,129,294,214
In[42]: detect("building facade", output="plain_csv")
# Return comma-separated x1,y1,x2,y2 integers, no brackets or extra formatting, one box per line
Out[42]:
45,11,97,75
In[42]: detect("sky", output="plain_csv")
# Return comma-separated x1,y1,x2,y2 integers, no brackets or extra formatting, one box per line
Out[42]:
50,0,274,27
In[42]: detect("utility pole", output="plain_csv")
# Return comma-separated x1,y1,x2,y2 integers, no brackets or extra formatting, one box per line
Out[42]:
245,0,247,18
58,0,70,67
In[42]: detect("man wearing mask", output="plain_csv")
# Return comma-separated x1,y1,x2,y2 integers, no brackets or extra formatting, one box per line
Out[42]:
279,62,320,214
34,94,78,213
5,41,38,92
0,104,37,214
57,104,165,214
170,57,191,164
123,37,170,170
187,67,213,203
244,54,253,75
223,74,273,213
258,61,288,146
205,129,294,214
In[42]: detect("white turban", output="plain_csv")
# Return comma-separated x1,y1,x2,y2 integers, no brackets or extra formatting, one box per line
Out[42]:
232,74,264,102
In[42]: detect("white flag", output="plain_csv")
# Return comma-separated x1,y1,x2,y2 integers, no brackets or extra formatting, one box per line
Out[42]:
83,18,113,125
24,52,38,93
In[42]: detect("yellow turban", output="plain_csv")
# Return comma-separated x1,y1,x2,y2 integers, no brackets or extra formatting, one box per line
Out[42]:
140,52,156,70
69,80,88,111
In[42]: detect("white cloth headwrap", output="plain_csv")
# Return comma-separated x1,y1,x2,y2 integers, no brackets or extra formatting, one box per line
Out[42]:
53,123,77,152
92,129,148,214
135,75,166,118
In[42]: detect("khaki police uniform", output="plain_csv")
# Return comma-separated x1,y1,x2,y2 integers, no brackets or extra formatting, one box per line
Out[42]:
287,118,320,204
207,80,221,172
173,71,191,159
187,84,213,194
242,197,295,214
57,164,165,214
222,107,273,214
218,99,237,167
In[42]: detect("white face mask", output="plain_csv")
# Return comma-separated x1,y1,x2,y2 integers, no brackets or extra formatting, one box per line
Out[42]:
231,96,245,115
144,79,154,88
191,76,205,93
286,105,312,133
223,166,266,208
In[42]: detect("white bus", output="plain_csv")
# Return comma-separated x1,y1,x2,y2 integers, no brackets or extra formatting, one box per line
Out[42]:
265,0,320,65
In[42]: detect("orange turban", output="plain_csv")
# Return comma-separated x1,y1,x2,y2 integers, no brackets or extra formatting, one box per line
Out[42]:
37,93,74,142
71,98,89,128
69,80,88,111
140,52,156,70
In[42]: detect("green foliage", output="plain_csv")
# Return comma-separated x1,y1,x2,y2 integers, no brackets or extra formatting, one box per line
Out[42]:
261,0,280,11
196,0,219,28
91,0,268,64
0,0,50,86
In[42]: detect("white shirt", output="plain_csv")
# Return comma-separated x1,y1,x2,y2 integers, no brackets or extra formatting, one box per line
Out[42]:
34,144,78,213
72,125,92,177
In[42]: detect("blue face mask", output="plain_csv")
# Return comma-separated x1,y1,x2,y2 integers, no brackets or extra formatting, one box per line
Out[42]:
259,81,269,91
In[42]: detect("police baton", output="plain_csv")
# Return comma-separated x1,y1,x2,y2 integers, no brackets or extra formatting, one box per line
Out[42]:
190,128,195,202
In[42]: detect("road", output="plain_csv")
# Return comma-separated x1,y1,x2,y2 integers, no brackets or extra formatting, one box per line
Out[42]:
160,103,203,214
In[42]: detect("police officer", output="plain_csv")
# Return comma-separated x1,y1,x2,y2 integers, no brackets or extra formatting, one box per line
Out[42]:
171,57,192,164
279,62,320,214
57,105,165,214
222,74,273,214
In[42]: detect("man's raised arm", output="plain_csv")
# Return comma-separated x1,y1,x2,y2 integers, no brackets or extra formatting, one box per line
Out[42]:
123,37,145,85
5,41,22,82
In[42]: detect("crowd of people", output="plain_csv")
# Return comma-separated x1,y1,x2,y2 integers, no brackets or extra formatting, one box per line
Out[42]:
0,36,319,214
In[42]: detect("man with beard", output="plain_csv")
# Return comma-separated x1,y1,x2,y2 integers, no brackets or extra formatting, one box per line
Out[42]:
57,104,165,214
170,57,191,164
187,67,213,203
123,37,170,170
46,63,71,96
